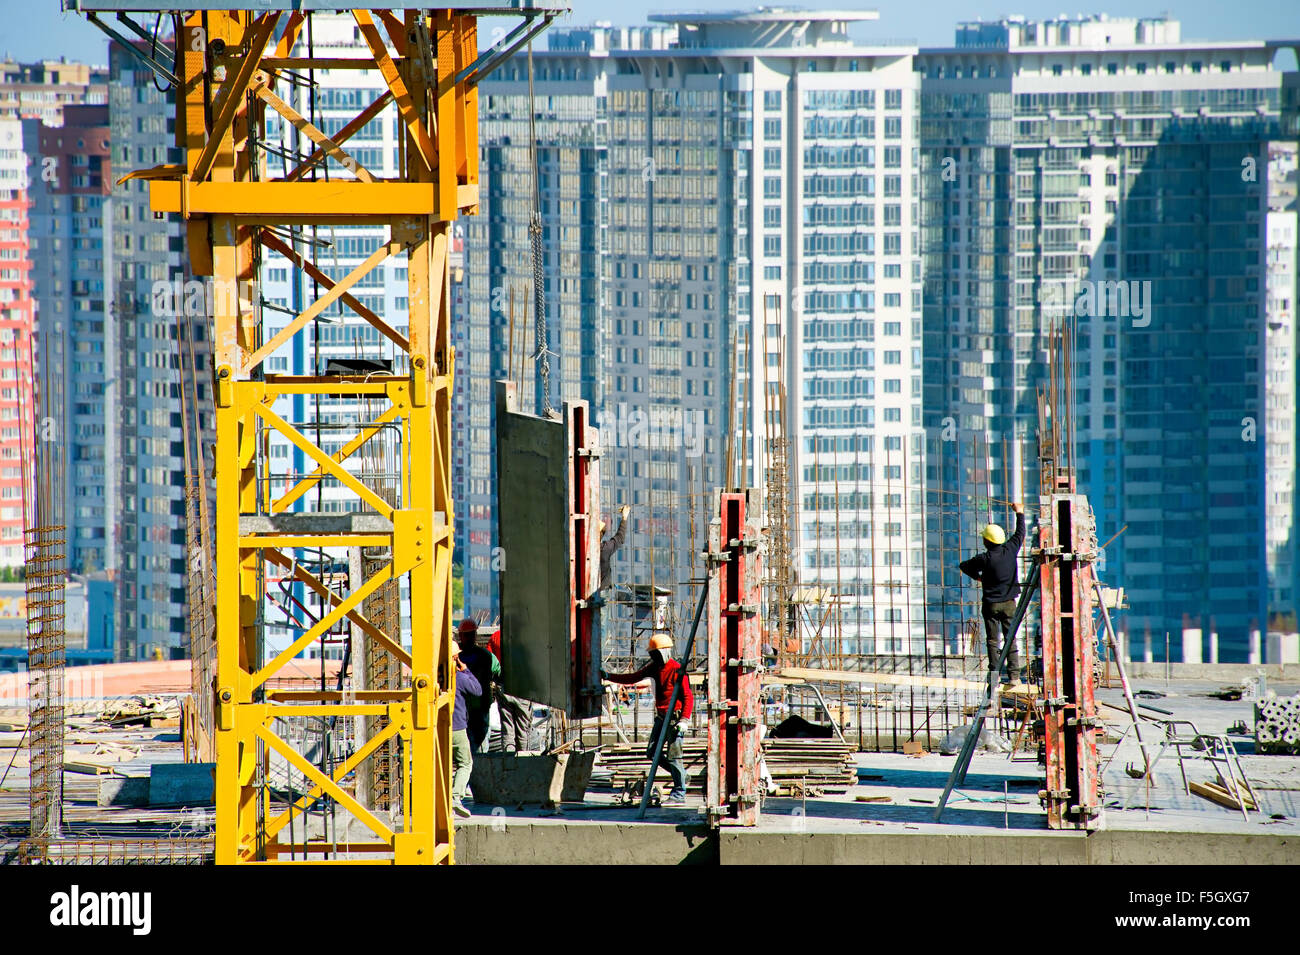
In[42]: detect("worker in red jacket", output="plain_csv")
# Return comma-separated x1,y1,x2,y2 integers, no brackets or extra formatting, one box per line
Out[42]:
601,633,693,805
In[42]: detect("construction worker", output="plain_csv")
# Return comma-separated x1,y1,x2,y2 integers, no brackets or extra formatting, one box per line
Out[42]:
960,503,1026,686
599,504,630,590
600,633,693,805
486,628,534,753
449,638,482,818
456,618,500,753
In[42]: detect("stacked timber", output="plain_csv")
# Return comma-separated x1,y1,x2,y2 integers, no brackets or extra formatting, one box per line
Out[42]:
762,738,857,794
1255,694,1300,755
590,735,857,796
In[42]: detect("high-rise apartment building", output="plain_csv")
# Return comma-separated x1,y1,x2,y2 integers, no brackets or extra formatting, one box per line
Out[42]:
0,59,107,126
1265,141,1297,625
458,12,934,657
918,15,1295,660
0,117,33,566
109,39,210,660
458,40,610,615
25,105,112,573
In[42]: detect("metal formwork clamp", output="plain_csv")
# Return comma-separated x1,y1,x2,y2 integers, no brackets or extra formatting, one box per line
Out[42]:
736,716,759,728
728,538,759,552
726,657,761,672
1039,789,1070,801
1066,716,1101,729
705,701,733,714
1043,696,1069,709
725,603,758,615
703,549,733,565
576,447,601,460
1067,804,1102,817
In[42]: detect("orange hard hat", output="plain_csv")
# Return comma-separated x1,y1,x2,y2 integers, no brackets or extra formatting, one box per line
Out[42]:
648,633,672,653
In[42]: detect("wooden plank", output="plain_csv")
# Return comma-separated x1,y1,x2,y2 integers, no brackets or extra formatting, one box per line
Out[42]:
774,666,986,692
1189,780,1256,811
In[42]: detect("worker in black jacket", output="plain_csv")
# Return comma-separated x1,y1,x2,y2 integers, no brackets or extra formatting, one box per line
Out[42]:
959,503,1026,686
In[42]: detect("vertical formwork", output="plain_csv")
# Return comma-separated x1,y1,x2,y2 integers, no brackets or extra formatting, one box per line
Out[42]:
1038,483,1101,829
706,489,763,826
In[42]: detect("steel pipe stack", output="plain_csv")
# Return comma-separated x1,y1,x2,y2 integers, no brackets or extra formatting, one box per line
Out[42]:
1255,694,1300,754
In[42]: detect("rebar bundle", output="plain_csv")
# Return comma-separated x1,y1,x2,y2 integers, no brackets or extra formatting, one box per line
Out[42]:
24,523,67,848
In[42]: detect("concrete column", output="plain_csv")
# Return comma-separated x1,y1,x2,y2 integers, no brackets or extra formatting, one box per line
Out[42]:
1276,632,1300,665
1249,629,1262,664
1208,631,1218,664
1181,627,1203,665
1266,632,1279,665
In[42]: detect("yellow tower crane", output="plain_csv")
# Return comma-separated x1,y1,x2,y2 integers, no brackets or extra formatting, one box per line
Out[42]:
76,1,563,864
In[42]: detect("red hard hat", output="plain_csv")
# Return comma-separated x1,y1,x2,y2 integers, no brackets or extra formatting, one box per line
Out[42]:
457,618,478,635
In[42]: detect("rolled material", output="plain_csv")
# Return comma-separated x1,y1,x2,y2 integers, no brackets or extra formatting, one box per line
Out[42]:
1255,694,1300,755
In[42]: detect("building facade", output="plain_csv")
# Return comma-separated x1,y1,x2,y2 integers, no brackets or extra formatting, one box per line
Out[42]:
919,15,1295,661
0,118,34,566
109,39,205,660
25,105,112,573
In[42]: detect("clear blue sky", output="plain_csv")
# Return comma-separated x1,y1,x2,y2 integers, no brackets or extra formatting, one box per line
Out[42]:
6,1,1299,66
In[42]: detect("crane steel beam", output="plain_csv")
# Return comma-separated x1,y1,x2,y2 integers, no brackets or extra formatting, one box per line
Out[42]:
99,6,537,864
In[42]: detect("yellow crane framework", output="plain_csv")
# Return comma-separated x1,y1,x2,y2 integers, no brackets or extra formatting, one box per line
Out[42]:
78,2,562,864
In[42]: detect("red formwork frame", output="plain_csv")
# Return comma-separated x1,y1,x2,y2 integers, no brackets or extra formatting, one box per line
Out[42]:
706,489,763,827
568,403,602,720
1038,482,1101,829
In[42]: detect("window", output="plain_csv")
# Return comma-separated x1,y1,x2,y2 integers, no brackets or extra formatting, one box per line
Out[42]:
764,90,782,109
763,147,781,169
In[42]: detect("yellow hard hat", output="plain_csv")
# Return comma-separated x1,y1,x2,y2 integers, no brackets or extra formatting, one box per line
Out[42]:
982,523,1006,545
648,633,672,653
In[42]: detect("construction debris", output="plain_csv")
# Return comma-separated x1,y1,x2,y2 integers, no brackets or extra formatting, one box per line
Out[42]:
97,696,181,727
1255,694,1300,755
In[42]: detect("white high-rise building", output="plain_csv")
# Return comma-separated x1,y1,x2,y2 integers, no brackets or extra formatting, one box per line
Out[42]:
461,11,931,658
1265,142,1297,622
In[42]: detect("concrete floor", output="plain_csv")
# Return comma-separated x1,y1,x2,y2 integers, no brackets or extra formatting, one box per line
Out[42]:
2,676,1297,863
452,677,1300,862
